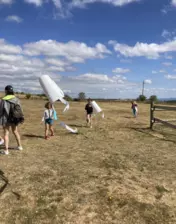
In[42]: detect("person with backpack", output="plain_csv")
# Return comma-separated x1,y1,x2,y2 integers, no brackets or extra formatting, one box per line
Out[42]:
0,85,24,155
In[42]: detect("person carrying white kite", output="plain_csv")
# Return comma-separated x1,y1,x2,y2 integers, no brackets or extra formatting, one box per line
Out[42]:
85,98,93,128
42,102,55,140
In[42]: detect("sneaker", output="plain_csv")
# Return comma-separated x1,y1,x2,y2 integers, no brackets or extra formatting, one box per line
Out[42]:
17,146,23,151
0,139,4,145
1,150,9,155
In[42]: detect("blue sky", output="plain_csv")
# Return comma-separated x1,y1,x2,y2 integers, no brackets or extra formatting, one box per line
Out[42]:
0,0,176,98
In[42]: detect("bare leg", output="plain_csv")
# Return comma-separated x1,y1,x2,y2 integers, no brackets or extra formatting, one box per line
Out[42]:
11,124,22,148
86,114,90,126
90,115,92,128
3,125,10,153
49,124,54,136
45,124,49,139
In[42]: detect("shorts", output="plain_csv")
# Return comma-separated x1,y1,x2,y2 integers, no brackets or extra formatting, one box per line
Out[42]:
45,118,53,125
87,113,92,117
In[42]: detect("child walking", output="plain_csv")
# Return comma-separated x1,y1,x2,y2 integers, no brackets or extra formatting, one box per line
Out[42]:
131,101,138,118
85,98,93,128
43,102,55,140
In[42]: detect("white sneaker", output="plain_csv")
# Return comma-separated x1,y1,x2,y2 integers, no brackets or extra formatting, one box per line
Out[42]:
17,146,23,151
1,150,9,155
0,139,4,145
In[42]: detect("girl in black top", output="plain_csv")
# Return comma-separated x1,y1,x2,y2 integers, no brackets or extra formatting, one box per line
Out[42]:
85,98,93,128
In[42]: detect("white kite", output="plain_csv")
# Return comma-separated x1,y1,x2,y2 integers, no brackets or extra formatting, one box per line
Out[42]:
60,122,78,134
91,101,104,118
39,75,78,133
39,75,69,113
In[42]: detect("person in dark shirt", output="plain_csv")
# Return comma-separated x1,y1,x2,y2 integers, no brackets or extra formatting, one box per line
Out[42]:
85,98,93,128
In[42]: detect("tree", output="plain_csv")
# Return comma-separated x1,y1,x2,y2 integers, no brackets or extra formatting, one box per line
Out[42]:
26,93,31,99
64,94,73,101
137,95,147,102
149,95,158,102
78,92,86,101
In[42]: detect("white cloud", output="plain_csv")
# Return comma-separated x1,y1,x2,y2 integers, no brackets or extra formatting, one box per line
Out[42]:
171,0,176,7
112,67,130,74
152,70,157,74
0,39,22,54
0,0,12,4
72,73,114,83
52,0,62,8
109,39,176,59
0,38,113,95
120,59,132,63
69,73,127,84
165,55,173,60
144,79,152,84
5,15,23,23
162,30,170,39
159,70,167,73
45,58,70,67
23,40,111,62
161,29,176,41
165,74,176,80
24,0,43,6
70,0,140,8
162,62,172,66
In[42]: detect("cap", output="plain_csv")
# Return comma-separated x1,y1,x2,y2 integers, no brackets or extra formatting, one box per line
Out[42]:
5,85,13,92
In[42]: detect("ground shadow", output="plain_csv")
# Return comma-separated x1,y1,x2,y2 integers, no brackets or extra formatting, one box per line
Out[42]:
67,124,85,128
23,134,44,139
124,116,135,119
0,170,20,200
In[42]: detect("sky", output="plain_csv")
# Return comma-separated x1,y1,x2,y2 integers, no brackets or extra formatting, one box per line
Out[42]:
0,0,176,98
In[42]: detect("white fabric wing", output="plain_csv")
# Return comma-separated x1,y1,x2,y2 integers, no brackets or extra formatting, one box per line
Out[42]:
60,122,78,133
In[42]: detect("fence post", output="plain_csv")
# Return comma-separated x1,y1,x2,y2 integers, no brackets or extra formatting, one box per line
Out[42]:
150,100,154,129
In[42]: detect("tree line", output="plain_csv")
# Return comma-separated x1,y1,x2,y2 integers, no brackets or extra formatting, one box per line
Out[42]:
16,91,158,102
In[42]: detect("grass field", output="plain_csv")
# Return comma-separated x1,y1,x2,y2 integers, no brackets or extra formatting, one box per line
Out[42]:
0,100,176,224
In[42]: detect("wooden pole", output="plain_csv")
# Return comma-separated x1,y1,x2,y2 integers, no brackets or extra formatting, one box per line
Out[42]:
150,100,154,129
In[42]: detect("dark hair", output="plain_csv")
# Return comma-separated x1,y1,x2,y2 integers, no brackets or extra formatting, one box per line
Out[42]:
88,98,91,102
5,85,14,95
45,102,52,109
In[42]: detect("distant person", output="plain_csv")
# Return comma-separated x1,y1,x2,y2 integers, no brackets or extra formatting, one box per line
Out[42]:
131,101,138,118
85,98,93,128
42,102,55,140
0,85,24,155
0,136,4,145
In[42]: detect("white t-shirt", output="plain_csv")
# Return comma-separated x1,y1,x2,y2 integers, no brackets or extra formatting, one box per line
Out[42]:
44,109,54,120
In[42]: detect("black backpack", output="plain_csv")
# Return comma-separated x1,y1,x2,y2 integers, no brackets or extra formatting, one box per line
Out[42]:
7,101,24,125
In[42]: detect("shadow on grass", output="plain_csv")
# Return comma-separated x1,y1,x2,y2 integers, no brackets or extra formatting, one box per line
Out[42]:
124,116,135,119
0,170,20,200
67,124,85,128
23,134,44,139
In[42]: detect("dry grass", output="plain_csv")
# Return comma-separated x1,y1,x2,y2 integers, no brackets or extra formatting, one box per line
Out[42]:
0,100,176,224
